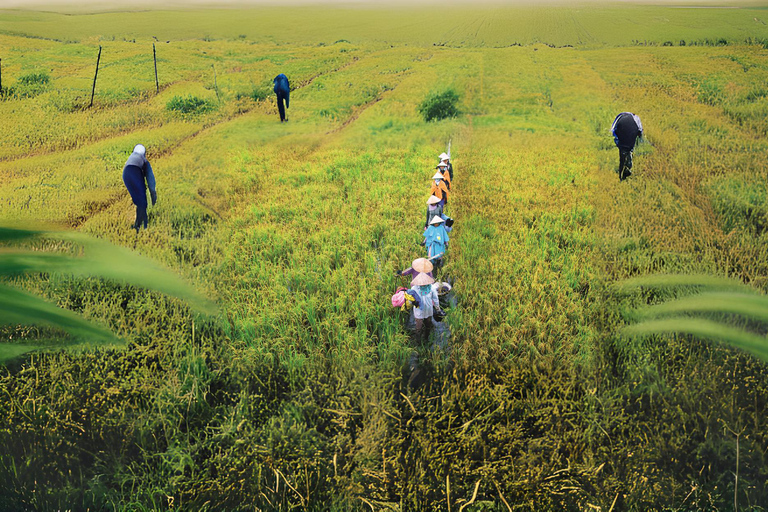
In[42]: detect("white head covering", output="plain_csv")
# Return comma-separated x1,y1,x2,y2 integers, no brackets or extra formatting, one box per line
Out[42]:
430,215,445,225
439,152,449,160
133,144,146,156
437,162,448,169
432,172,444,180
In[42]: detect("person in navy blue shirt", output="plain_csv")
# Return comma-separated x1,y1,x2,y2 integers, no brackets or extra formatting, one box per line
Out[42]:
611,112,643,181
273,74,290,122
122,144,157,232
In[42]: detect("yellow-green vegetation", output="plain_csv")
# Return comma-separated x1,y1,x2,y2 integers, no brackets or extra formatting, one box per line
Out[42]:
1,4,768,510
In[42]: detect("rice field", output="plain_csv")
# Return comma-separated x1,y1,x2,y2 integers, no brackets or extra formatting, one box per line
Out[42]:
1,3,768,510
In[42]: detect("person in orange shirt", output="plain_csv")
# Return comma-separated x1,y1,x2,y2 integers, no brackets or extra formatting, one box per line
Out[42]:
436,161,451,190
430,172,450,206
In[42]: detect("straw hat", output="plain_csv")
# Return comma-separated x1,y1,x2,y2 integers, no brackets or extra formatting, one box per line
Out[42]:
432,172,444,180
430,215,445,225
411,272,435,287
439,152,449,160
437,161,448,168
427,195,441,205
435,282,452,295
412,258,433,274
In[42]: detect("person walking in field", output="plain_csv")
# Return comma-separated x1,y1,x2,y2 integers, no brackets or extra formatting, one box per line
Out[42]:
273,73,290,122
424,215,450,267
611,112,643,181
430,172,450,206
122,144,157,233
437,161,451,190
409,272,443,343
439,152,453,181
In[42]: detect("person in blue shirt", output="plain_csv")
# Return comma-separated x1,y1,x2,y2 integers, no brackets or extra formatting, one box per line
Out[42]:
273,73,290,122
122,144,157,232
611,112,643,181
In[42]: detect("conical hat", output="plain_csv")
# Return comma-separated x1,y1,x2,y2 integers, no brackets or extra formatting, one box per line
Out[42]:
412,258,433,273
430,215,445,225
439,153,449,160
437,161,448,168
427,195,441,205
411,272,435,287
432,172,444,180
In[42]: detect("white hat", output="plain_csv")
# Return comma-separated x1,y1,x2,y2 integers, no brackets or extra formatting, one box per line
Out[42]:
411,272,435,287
432,172,444,180
437,162,448,168
133,144,146,156
427,195,441,205
439,153,449,160
429,215,445,225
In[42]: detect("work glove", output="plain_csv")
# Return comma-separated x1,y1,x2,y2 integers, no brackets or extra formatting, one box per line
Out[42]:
150,189,157,206
445,218,454,227
394,270,403,276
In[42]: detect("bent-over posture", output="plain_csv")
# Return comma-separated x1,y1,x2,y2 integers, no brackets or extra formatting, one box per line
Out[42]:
123,144,157,232
611,112,643,181
273,73,290,122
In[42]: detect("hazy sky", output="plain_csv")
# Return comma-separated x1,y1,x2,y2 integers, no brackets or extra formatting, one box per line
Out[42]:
0,0,752,7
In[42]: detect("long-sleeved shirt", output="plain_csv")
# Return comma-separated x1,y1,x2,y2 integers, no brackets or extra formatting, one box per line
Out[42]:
424,223,449,258
611,112,643,150
410,286,440,319
124,152,156,192
400,267,434,279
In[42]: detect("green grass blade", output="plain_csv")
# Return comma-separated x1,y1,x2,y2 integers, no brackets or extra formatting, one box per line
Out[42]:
616,274,753,294
0,284,118,343
634,292,768,324
0,226,38,243
623,317,768,362
0,230,217,314
0,344,41,363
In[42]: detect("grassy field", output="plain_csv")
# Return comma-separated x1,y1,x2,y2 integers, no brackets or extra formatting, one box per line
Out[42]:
1,3,768,511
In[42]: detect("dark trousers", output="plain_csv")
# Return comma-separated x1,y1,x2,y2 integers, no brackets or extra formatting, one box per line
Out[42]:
123,165,148,229
276,90,288,121
618,148,633,179
414,316,434,344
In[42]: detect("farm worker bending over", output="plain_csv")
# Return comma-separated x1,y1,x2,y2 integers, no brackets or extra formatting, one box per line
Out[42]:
430,172,450,206
424,215,450,267
122,144,157,232
396,257,434,279
273,73,290,122
410,272,443,343
437,161,451,190
439,152,454,181
611,112,643,181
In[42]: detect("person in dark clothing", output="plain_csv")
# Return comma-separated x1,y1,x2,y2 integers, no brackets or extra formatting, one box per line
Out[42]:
273,73,290,122
611,112,643,181
122,144,157,232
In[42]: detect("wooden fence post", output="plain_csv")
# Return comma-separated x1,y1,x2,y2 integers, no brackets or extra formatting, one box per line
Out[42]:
212,64,220,102
153,43,159,94
89,45,102,108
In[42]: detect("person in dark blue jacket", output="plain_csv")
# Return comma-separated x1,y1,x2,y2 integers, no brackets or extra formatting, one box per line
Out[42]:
122,144,157,232
611,112,643,181
273,73,290,122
